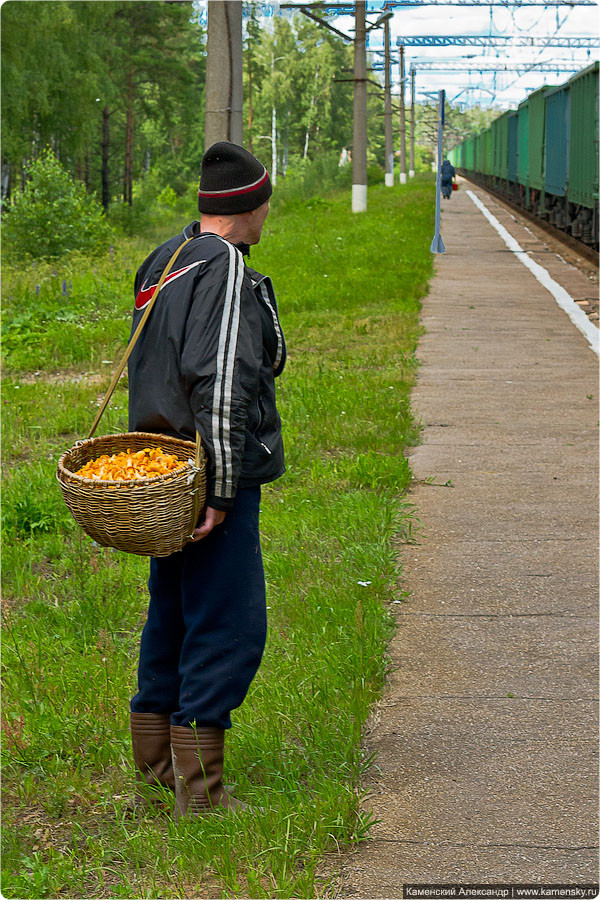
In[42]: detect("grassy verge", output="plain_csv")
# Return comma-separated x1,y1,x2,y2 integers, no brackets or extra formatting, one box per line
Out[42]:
1,178,434,899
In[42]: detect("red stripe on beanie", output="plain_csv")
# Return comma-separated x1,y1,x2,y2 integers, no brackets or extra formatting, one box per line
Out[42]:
198,169,269,200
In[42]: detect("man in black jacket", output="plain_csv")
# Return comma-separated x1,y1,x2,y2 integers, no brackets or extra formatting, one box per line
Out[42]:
127,143,285,817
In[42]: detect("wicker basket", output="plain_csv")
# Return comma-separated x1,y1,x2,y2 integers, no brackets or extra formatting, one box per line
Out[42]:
55,237,209,557
57,432,206,557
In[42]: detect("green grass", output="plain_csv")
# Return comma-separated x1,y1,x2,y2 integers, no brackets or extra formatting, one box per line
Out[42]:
1,177,434,899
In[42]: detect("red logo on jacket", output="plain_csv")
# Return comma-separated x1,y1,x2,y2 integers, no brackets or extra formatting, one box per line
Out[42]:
134,260,204,310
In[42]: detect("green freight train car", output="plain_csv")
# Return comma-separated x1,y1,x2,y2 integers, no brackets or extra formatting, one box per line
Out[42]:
464,136,475,171
507,112,518,188
517,97,529,188
528,85,555,198
450,62,598,246
567,61,598,241
491,110,510,180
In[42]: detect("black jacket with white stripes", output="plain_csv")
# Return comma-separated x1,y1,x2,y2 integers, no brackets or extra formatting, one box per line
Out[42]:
128,220,286,511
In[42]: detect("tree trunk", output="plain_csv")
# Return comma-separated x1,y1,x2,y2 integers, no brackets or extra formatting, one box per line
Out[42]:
102,105,110,212
124,66,134,206
1,162,11,203
271,102,277,186
85,148,90,190
283,110,290,175
303,67,319,160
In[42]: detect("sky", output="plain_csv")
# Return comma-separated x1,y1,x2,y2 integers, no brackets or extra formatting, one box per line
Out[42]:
196,0,599,111
355,1,599,109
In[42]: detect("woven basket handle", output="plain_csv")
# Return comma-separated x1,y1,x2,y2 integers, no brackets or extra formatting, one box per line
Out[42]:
88,236,195,440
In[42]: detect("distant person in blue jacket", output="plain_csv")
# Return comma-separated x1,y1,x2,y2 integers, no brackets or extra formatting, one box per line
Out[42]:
441,159,455,199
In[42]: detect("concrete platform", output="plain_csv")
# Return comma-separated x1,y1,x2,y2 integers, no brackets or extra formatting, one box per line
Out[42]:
330,185,599,896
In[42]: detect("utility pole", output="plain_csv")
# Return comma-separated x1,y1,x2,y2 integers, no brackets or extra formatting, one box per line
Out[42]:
399,44,407,184
352,1,368,212
430,89,446,254
383,15,394,187
205,0,243,149
230,1,243,144
409,66,415,178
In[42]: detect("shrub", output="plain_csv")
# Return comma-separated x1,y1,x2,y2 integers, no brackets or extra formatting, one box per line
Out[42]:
367,163,385,185
414,144,435,174
156,185,178,208
2,150,112,261
106,198,156,237
272,152,353,209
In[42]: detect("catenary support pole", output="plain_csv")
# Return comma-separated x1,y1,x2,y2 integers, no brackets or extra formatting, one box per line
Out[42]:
409,66,415,177
399,44,407,184
430,89,446,254
229,0,243,144
384,17,394,187
205,0,243,148
352,0,368,212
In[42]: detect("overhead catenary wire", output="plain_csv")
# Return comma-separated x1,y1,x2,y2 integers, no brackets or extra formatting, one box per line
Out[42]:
246,0,597,109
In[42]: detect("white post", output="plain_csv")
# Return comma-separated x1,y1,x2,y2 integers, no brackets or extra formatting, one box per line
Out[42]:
352,184,368,212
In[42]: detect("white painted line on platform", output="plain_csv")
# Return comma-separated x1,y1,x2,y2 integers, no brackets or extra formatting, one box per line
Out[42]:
466,189,599,357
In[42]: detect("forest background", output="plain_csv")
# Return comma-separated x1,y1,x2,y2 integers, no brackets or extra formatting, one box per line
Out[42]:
1,0,497,227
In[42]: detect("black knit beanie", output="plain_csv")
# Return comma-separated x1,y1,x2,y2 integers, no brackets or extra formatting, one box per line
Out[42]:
198,142,272,215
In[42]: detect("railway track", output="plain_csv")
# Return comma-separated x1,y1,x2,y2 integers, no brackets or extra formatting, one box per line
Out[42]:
461,175,599,268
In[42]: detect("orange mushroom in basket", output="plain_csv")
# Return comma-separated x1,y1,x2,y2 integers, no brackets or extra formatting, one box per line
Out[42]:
75,448,185,481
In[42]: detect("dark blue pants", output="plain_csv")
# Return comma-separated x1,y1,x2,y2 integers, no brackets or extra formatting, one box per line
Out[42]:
130,487,267,729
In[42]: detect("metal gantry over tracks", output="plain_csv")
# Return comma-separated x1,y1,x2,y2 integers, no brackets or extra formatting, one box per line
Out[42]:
281,1,597,8
396,35,599,47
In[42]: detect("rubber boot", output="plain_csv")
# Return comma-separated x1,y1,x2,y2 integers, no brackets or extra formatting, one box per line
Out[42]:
130,712,175,810
170,725,246,818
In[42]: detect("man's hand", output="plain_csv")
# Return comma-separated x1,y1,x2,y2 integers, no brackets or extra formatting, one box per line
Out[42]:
190,506,226,542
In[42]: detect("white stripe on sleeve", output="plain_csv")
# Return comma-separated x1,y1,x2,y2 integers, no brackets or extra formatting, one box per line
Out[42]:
259,281,283,371
220,248,244,496
211,242,244,498
211,244,236,496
